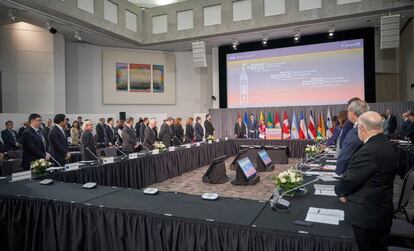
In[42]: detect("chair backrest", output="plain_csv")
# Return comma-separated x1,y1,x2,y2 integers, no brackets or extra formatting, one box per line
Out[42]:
103,147,117,157
397,168,414,209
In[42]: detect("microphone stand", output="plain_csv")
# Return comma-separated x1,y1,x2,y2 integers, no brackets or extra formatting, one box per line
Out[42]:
115,147,128,159
173,135,184,145
137,142,151,152
85,147,101,164
46,152,62,167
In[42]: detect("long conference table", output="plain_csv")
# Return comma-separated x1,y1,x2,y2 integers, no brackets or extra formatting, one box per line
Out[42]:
0,139,356,251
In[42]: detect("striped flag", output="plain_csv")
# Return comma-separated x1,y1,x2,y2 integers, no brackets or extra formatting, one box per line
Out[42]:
317,111,326,138
267,111,273,128
291,111,299,139
259,111,265,123
299,111,307,139
326,109,334,138
243,112,249,138
308,111,317,139
274,111,281,129
282,111,291,139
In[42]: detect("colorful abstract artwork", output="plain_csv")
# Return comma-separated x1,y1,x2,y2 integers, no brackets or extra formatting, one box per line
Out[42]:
115,63,128,91
152,64,165,93
129,63,151,92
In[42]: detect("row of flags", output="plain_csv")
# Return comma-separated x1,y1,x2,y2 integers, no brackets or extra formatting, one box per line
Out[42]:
240,110,336,140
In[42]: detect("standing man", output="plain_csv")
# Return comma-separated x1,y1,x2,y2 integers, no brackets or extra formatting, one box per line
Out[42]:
48,114,70,166
194,117,204,142
1,120,20,151
144,118,158,150
139,118,149,143
385,109,397,135
122,117,138,153
17,121,28,144
247,114,257,139
96,118,106,148
335,112,396,251
21,114,49,170
159,118,173,147
105,117,116,147
204,114,215,138
234,117,246,138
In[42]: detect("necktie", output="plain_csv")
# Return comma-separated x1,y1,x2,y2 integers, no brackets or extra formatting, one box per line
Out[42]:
36,129,46,150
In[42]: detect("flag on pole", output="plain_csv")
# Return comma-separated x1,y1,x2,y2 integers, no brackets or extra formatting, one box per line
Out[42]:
243,112,249,126
326,109,334,138
308,111,317,139
282,111,291,139
317,111,326,138
274,111,281,129
259,111,265,123
299,111,307,139
267,111,273,128
291,111,299,139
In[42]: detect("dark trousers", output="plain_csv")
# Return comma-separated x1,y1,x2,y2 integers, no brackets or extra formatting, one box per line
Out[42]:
248,131,257,139
352,225,390,251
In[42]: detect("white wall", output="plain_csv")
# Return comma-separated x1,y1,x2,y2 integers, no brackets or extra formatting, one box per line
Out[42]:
65,42,213,118
0,22,65,113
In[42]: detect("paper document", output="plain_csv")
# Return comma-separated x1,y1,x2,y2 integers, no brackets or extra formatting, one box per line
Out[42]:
305,171,341,178
326,159,337,163
314,184,336,196
322,165,336,171
305,207,344,225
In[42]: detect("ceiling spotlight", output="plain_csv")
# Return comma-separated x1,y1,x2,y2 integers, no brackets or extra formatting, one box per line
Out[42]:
8,9,17,22
232,38,239,50
74,31,82,41
46,22,57,34
293,30,301,43
328,25,335,39
262,34,268,47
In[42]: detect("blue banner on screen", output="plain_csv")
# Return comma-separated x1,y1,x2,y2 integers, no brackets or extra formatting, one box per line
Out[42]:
226,39,365,108
258,150,272,165
237,157,257,179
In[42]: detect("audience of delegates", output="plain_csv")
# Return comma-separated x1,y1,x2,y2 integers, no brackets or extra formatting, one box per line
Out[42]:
204,114,215,138
122,117,138,154
144,118,158,150
185,117,195,143
335,111,396,251
195,116,204,142
104,117,116,147
70,121,81,145
80,120,97,161
258,119,267,139
48,114,70,166
247,113,258,139
21,114,48,170
336,99,370,175
159,118,173,147
96,118,106,148
234,116,247,138
173,118,184,145
1,120,20,151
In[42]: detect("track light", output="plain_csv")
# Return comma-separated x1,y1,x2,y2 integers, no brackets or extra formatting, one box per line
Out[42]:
262,34,268,47
8,9,17,22
232,38,239,50
73,31,82,41
293,30,301,43
328,25,335,39
46,22,57,34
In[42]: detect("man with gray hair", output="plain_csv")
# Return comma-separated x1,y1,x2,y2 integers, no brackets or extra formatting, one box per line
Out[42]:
336,99,370,175
335,111,396,251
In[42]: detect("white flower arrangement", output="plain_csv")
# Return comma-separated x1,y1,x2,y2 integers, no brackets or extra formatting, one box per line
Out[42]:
154,142,166,151
305,144,318,154
206,135,216,142
273,167,304,194
30,158,52,176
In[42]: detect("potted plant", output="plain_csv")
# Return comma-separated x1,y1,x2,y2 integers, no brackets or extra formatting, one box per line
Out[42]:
273,168,304,197
30,158,51,177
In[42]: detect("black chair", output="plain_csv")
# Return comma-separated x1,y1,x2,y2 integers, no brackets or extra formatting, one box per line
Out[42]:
388,219,414,249
394,169,414,222
388,247,414,251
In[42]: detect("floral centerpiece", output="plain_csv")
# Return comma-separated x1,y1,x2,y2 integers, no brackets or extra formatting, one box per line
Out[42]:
273,167,304,196
314,135,325,146
206,135,216,142
154,142,166,152
305,144,319,159
30,158,52,177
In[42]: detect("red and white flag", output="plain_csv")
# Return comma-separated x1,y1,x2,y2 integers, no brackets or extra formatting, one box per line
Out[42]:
326,109,334,138
299,111,307,139
282,111,291,139
307,111,317,139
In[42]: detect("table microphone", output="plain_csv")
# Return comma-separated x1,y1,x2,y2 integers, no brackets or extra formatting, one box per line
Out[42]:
85,147,101,164
115,147,128,158
173,136,184,145
184,135,194,143
137,142,151,152
270,177,321,211
46,153,61,167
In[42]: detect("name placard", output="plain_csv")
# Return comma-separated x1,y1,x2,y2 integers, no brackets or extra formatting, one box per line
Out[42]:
129,153,138,159
196,142,201,147
168,146,175,151
65,163,80,172
208,140,212,144
11,170,31,182
102,157,114,164
225,137,228,141
185,144,191,149
152,149,160,154
216,139,220,142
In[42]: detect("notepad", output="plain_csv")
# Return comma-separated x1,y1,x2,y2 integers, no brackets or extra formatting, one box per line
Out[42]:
305,207,344,225
322,165,336,171
314,184,336,196
305,171,341,178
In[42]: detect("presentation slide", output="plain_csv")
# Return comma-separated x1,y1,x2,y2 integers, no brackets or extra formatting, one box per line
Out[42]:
226,39,365,108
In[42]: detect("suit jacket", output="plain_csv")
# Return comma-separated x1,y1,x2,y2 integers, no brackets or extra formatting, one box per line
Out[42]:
96,124,105,143
195,122,204,142
185,124,194,143
204,120,215,137
159,123,173,147
247,119,257,131
1,129,19,151
336,127,362,175
339,120,354,148
104,125,115,146
134,122,141,139
17,126,26,144
48,126,68,166
173,125,184,145
121,125,137,153
21,127,46,170
139,123,147,142
335,134,396,230
144,126,157,150
80,131,97,161
401,119,414,138
388,114,397,134
234,122,246,138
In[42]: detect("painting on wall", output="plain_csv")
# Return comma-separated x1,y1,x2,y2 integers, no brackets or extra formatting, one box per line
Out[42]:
129,63,151,92
152,64,165,93
115,63,128,91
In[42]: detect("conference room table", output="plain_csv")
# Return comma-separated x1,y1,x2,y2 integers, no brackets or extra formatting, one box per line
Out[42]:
393,142,414,178
0,177,356,251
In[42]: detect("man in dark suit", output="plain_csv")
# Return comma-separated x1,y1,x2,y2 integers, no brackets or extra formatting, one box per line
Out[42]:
405,110,414,143
139,118,149,143
385,109,397,135
17,121,28,144
105,117,116,147
204,114,215,137
48,114,70,166
336,99,370,175
337,97,362,151
134,117,143,140
400,110,414,139
122,117,138,153
247,114,257,139
1,120,20,152
144,118,158,150
234,117,246,138
96,118,106,148
159,118,173,147
194,116,204,142
21,114,49,170
335,111,396,251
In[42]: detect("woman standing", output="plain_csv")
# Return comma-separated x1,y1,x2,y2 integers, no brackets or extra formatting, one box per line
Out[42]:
70,121,80,145
80,120,97,161
258,120,266,139
185,117,195,143
173,118,184,145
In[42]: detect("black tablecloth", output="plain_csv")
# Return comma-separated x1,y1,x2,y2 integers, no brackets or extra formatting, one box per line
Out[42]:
394,144,414,178
233,139,313,158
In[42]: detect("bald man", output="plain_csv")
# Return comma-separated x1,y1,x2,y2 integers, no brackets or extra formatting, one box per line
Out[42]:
335,111,397,251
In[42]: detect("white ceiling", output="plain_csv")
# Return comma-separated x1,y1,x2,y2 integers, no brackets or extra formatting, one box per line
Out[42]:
127,0,186,8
